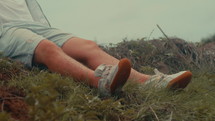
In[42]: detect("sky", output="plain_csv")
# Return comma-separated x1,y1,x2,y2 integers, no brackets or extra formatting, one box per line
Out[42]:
37,0,215,44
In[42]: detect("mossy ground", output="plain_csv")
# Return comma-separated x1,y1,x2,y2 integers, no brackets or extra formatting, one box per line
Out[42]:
0,38,215,121
0,59,214,121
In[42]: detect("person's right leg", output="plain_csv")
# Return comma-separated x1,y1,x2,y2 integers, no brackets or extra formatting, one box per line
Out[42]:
61,37,192,89
61,37,149,83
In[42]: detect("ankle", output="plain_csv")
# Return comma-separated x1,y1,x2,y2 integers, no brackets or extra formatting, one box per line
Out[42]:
88,75,100,88
136,75,151,83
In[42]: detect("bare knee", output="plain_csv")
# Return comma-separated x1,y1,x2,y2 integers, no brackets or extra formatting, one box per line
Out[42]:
69,38,99,50
82,39,100,51
76,39,100,60
34,40,62,64
62,38,100,61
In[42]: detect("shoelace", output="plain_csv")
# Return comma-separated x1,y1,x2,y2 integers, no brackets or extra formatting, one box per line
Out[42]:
101,65,112,78
95,64,114,87
95,64,112,77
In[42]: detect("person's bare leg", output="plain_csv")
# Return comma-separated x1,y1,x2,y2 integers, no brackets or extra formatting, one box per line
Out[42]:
34,39,99,87
62,37,150,83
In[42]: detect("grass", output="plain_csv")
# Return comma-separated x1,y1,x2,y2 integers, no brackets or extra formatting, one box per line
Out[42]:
0,58,215,121
0,37,215,121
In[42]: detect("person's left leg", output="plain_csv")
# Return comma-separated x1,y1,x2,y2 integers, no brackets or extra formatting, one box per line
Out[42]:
61,37,150,83
33,40,132,95
33,39,100,87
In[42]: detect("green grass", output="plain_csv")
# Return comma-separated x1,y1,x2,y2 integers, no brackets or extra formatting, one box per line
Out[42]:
0,58,215,121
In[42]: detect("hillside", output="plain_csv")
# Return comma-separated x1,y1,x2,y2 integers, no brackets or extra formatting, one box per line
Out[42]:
102,37,215,74
0,38,215,121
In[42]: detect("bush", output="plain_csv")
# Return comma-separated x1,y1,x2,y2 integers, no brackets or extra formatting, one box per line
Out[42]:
201,34,215,45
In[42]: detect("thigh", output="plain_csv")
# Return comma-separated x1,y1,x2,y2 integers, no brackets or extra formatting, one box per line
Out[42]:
0,27,45,67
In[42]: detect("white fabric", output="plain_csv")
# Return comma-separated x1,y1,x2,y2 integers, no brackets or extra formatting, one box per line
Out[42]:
145,69,187,88
0,0,34,24
95,64,119,97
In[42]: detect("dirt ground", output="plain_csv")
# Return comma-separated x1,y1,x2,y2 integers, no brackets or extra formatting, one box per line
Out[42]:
0,86,29,121
0,62,29,121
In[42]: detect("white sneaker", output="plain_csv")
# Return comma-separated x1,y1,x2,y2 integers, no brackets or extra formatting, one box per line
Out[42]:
95,58,131,97
145,69,192,89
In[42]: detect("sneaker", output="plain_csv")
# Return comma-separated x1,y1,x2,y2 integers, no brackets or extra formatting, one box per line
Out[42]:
95,58,131,97
145,69,192,89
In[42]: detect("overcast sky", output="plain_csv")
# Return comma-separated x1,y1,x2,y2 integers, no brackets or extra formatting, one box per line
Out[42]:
37,0,215,44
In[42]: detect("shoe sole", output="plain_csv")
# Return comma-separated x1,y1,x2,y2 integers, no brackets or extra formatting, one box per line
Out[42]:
167,71,192,89
110,58,131,94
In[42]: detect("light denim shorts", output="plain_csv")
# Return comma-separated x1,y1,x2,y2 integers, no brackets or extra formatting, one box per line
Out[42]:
0,22,74,68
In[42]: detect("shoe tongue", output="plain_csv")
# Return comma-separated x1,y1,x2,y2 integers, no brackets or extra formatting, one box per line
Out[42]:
153,69,167,80
154,69,162,75
95,64,106,77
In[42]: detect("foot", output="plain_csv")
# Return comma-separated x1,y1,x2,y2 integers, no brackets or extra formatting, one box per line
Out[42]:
95,58,131,97
145,69,192,89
